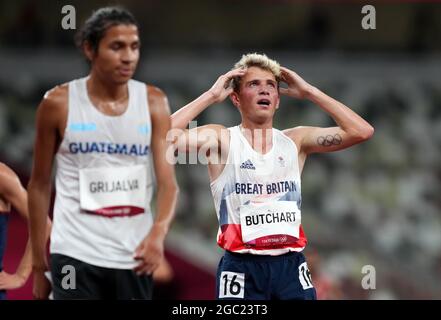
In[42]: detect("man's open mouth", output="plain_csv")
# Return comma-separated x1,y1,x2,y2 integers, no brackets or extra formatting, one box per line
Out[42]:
257,99,270,107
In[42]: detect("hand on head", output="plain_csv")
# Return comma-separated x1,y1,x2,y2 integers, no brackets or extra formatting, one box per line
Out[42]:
208,68,247,103
279,66,314,100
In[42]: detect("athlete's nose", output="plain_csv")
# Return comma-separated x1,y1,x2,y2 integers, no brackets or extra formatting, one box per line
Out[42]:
259,86,270,95
121,47,137,64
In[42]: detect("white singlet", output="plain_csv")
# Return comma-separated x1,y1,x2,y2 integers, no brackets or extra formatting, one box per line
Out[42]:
50,77,154,269
210,126,307,256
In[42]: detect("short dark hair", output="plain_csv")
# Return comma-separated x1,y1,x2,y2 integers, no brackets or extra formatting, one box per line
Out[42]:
75,6,139,55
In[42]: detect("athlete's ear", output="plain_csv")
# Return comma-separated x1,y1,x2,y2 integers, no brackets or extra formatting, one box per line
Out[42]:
229,92,240,109
83,41,95,62
275,94,280,110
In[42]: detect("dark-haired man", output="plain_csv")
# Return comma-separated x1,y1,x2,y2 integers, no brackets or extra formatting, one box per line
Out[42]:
28,7,178,300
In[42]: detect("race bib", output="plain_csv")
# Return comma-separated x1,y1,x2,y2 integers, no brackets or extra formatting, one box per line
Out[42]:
239,201,301,247
79,165,147,217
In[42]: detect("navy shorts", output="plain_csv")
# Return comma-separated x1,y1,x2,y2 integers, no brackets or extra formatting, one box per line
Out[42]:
216,250,316,300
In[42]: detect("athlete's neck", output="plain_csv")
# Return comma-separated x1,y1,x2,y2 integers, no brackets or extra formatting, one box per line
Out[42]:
239,121,273,155
87,72,128,102
87,73,129,116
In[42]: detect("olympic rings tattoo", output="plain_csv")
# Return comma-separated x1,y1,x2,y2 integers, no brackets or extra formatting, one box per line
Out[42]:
317,134,342,147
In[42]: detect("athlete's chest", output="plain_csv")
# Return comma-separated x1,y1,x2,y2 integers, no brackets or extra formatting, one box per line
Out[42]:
234,145,297,179
60,112,152,159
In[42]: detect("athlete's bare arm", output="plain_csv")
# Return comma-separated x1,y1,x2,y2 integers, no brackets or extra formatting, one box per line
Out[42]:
170,69,246,179
133,86,179,276
171,68,246,131
171,68,246,150
28,85,67,299
281,67,374,168
0,164,32,290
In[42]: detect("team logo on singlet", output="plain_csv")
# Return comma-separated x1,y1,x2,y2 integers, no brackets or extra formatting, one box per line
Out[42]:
69,122,97,132
240,159,256,170
278,156,285,167
137,123,150,135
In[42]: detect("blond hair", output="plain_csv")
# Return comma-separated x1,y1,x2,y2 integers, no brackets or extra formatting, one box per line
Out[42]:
231,53,281,91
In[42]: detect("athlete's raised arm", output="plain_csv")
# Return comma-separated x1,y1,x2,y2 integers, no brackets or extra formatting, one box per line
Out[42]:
281,67,374,155
171,68,246,130
170,69,246,156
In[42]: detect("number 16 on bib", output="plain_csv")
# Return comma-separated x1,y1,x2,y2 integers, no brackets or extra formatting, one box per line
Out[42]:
219,271,245,298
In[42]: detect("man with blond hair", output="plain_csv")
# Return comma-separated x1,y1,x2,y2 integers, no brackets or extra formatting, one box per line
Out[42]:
171,53,374,300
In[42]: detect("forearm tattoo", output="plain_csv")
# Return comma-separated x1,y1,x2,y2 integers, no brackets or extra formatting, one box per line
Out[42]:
317,134,342,147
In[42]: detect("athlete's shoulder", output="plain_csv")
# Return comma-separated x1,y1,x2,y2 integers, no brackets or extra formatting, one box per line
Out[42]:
199,125,230,147
146,84,167,101
40,83,69,110
0,162,15,179
36,83,69,128
283,126,311,141
282,126,312,151
146,84,170,114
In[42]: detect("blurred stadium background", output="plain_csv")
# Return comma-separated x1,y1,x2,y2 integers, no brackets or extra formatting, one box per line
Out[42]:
1,0,441,299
